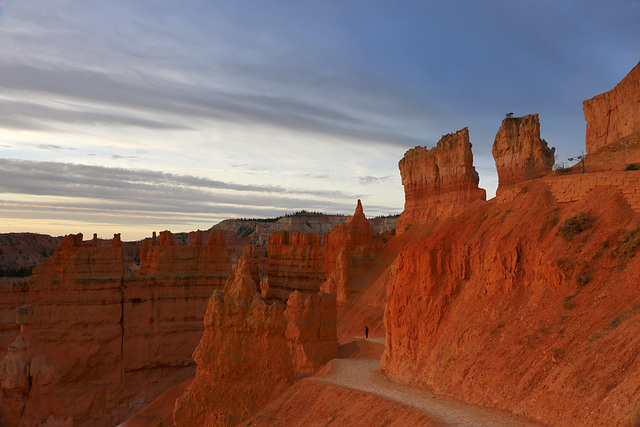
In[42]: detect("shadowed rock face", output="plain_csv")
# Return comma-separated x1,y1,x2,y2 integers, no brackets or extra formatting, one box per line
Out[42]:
13,231,232,426
264,231,326,302
173,252,337,426
396,128,486,232
322,200,380,303
584,61,640,155
492,114,555,194
0,304,72,427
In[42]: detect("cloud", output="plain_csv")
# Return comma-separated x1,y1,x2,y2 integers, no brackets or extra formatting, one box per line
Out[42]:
0,158,361,210
36,143,67,151
358,175,392,185
0,63,430,148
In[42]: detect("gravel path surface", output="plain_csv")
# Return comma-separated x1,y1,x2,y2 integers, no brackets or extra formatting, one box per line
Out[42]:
313,358,541,426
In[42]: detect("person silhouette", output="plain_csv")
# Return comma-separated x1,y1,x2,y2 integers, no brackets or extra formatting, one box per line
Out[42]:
364,326,369,339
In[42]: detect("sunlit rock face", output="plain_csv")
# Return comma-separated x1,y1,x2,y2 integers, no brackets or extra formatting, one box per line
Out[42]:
584,61,640,155
492,114,555,194
383,177,640,426
396,128,486,232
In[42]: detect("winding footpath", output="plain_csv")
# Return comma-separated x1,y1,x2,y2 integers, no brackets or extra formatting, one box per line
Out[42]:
314,341,541,426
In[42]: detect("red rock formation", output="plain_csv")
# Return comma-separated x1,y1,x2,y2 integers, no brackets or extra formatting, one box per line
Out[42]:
264,231,325,302
584,61,640,155
322,200,380,303
0,305,72,427
173,255,293,426
396,128,486,232
382,179,640,425
173,253,338,425
285,291,338,375
0,278,29,350
11,230,232,426
492,114,555,194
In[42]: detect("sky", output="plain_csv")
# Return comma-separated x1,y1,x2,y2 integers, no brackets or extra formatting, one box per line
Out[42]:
0,1,639,241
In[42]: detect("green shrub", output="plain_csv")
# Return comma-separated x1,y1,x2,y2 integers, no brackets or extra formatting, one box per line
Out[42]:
558,212,594,241
625,163,640,171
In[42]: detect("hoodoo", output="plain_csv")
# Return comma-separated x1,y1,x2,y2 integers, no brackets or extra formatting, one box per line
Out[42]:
322,199,380,303
396,128,486,232
492,114,555,194
173,253,337,426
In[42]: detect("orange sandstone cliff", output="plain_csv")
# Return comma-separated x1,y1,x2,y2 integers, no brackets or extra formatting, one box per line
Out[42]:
396,128,486,232
6,231,232,426
583,61,640,169
584,61,640,155
492,114,555,194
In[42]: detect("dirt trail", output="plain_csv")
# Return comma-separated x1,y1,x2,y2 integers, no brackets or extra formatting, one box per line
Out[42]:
313,357,541,426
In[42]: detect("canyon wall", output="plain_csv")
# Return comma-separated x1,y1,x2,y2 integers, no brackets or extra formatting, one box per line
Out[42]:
173,253,337,426
396,128,486,232
264,231,325,302
383,178,640,426
2,231,232,426
584,61,640,156
492,114,555,194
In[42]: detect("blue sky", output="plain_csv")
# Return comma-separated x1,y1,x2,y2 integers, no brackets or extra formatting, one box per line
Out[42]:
0,0,638,240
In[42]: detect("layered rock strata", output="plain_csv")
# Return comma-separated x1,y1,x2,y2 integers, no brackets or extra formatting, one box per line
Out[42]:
396,128,486,232
13,231,232,426
264,231,325,302
492,114,555,194
173,254,337,425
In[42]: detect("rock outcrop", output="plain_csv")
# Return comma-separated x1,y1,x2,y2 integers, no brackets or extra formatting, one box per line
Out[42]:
322,200,380,303
383,179,640,425
492,114,555,194
284,291,338,375
396,128,486,232
0,304,72,427
584,61,640,155
173,254,337,425
263,231,325,302
12,231,232,426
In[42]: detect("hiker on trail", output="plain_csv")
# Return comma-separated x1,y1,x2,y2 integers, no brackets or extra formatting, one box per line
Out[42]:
364,326,369,339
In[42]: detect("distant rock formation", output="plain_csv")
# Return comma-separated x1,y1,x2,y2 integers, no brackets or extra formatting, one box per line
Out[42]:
492,114,555,194
173,253,337,426
263,231,325,302
322,200,380,303
396,128,486,232
584,61,640,154
211,211,397,262
0,233,63,278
